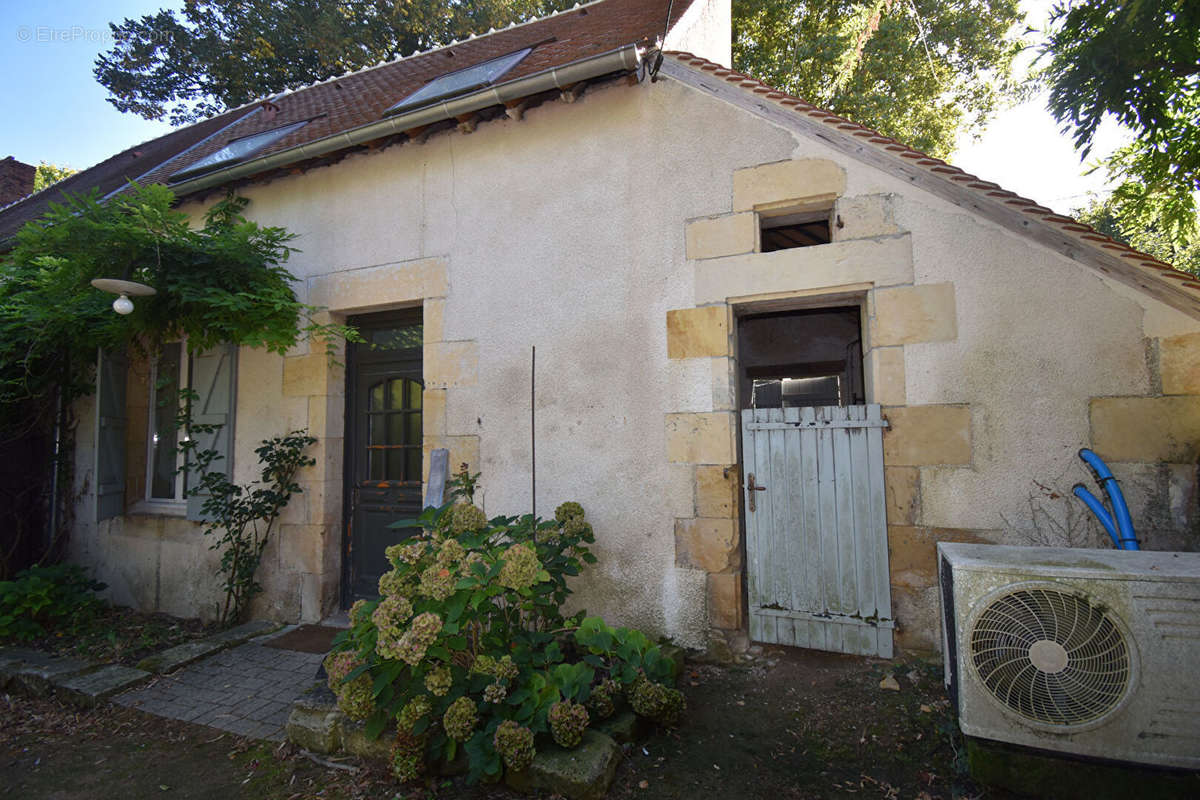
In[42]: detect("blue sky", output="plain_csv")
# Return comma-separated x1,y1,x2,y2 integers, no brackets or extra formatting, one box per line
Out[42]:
0,0,1118,215
1,0,177,171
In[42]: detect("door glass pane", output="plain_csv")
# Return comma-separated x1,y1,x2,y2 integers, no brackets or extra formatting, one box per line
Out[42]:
369,415,386,445
407,379,422,410
388,413,404,446
369,382,385,411
388,378,405,410
387,448,405,480
371,324,423,351
368,449,384,480
405,447,422,481
150,344,182,499
405,411,422,444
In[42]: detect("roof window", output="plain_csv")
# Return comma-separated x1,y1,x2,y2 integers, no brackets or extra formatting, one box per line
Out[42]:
384,47,533,116
169,119,310,181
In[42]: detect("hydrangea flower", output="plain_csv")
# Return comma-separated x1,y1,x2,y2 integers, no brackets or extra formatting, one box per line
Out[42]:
397,694,433,733
461,550,486,576
443,696,478,742
470,654,497,676
587,678,618,720
555,501,585,523
629,677,686,726
495,655,519,682
390,730,425,782
336,672,375,720
451,502,488,534
548,700,590,748
378,569,409,598
387,541,426,566
418,563,457,601
483,682,507,704
494,720,535,772
563,517,594,542
373,595,413,635
348,599,371,628
498,543,542,590
424,665,452,697
323,650,360,690
410,612,443,644
436,538,465,566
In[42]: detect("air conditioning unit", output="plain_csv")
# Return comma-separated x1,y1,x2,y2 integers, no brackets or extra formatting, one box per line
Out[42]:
938,542,1200,769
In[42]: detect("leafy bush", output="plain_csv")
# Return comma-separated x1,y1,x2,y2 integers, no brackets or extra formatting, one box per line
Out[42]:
327,494,682,784
0,563,106,641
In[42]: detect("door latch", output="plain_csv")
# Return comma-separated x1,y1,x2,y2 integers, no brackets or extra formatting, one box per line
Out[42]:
747,472,767,512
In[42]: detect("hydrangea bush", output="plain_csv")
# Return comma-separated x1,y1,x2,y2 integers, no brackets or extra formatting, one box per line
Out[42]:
325,477,682,784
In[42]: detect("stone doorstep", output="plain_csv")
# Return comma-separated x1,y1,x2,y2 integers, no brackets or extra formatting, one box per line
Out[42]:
55,664,152,708
136,619,285,674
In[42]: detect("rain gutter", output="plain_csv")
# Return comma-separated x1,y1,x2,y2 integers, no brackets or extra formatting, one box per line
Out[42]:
168,43,645,197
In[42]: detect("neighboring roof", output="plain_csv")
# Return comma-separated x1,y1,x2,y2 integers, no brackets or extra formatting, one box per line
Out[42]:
0,105,255,241
659,51,1200,320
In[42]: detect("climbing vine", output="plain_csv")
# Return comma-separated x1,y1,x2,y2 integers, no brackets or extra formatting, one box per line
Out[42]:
0,183,355,569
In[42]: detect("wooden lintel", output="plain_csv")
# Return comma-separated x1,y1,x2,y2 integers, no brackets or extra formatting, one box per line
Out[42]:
405,125,430,144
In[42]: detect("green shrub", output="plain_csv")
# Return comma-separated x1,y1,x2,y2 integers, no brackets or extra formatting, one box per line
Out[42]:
327,495,681,784
0,563,106,641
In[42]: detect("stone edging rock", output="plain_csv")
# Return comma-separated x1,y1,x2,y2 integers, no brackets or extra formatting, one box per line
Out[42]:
0,618,285,708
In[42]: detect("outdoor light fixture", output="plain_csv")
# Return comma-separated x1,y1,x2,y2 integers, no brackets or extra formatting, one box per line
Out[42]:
90,278,157,316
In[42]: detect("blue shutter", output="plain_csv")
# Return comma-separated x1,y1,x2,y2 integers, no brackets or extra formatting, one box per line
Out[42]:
95,348,128,522
186,344,237,521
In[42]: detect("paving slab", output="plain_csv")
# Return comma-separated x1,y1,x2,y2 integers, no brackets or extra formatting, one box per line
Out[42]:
55,664,152,708
117,640,324,741
136,620,284,674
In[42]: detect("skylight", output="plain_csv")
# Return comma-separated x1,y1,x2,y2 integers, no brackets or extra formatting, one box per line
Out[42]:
169,119,310,181
384,47,533,116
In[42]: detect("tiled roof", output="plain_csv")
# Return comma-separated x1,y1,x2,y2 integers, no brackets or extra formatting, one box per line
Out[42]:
133,0,687,190
662,51,1200,315
0,106,253,241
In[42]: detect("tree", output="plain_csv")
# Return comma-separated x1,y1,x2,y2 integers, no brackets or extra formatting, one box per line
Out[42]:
1043,1,1200,238
33,162,76,193
1074,194,1200,276
96,1,1027,158
733,0,1027,157
95,0,572,125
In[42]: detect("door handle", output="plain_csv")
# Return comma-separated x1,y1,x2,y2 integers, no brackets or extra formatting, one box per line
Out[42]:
747,472,767,512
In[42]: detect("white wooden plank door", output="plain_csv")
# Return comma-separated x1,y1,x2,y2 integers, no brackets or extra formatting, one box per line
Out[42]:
741,405,894,657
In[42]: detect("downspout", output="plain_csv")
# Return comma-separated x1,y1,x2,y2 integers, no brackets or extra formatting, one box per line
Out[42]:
168,44,645,198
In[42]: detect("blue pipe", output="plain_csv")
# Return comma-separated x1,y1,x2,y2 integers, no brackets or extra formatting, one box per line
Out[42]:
1072,484,1118,544
1076,448,1139,550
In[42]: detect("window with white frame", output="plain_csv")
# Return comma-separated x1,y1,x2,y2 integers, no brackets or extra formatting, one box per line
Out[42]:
147,342,190,504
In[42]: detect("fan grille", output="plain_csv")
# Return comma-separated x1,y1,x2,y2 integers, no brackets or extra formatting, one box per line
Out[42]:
969,587,1131,726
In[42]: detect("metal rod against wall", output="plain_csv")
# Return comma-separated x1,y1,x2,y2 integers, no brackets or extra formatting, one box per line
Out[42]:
531,346,536,518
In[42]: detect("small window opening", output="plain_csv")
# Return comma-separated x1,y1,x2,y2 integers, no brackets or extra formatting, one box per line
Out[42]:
760,209,832,252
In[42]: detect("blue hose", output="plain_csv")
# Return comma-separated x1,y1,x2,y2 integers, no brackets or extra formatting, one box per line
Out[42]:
1075,448,1139,550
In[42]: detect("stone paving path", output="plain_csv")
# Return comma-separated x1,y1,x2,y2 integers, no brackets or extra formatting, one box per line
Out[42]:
113,636,324,741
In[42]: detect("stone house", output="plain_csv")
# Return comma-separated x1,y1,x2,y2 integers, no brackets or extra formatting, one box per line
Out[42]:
6,0,1200,655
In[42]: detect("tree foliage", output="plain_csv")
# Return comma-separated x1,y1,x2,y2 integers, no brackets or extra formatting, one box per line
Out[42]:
1074,194,1200,276
96,1,1026,158
0,184,347,435
1043,1,1200,237
733,0,1027,157
33,162,76,193
95,0,573,125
